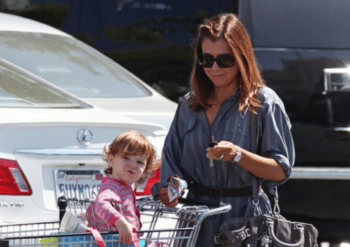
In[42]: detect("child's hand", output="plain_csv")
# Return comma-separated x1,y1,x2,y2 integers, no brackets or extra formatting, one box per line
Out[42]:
114,217,136,245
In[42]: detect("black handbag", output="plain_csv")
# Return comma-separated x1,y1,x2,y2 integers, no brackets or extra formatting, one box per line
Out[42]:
214,177,319,247
214,211,319,247
214,109,319,247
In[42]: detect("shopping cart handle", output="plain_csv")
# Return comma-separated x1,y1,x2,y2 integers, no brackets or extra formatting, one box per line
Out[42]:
150,182,227,208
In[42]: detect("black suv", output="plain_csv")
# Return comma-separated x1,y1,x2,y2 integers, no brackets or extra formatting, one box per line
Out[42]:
239,0,350,243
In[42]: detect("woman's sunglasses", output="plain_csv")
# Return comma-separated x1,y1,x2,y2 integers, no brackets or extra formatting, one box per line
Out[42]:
197,53,235,68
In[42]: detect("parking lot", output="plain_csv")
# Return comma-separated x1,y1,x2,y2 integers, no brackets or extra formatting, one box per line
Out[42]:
1,0,350,245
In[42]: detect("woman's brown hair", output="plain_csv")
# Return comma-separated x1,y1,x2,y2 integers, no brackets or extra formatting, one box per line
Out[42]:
189,13,265,113
103,130,157,185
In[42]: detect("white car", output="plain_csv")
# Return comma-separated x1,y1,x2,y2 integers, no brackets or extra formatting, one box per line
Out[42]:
0,58,167,224
0,12,177,131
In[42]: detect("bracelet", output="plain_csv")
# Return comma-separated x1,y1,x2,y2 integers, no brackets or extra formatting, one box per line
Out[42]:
231,146,242,163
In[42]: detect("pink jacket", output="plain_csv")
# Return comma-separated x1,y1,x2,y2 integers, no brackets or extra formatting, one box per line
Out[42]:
85,177,141,231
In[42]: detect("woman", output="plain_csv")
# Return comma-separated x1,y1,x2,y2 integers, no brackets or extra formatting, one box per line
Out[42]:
159,13,295,246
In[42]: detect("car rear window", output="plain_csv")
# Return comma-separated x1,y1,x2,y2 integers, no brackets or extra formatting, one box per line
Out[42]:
0,59,90,108
0,32,151,98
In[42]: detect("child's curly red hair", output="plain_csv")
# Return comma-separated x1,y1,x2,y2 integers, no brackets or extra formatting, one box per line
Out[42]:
103,130,157,184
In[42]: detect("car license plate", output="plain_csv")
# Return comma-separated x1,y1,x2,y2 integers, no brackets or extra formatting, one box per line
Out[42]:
54,170,103,202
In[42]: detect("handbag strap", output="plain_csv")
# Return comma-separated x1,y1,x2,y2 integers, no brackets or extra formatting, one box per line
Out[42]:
249,108,260,199
250,107,280,215
249,109,262,216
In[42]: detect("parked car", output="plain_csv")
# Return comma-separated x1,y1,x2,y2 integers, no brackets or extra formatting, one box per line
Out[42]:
0,58,167,224
0,12,177,131
239,0,350,243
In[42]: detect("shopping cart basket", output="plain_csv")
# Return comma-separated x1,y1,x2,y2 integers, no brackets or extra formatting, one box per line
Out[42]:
0,196,231,247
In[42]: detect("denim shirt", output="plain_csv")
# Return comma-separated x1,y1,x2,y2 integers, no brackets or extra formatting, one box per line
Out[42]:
160,86,294,190
160,86,295,246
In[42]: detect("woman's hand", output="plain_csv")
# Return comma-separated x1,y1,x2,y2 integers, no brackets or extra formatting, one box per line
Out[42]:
206,140,238,162
160,187,180,208
114,217,136,245
207,140,287,181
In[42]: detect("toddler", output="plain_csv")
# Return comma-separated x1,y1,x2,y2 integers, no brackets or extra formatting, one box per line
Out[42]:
86,130,156,245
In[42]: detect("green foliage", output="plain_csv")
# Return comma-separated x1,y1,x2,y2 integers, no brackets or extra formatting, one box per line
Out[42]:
1,3,70,29
76,32,94,47
104,10,210,45
100,10,212,101
132,10,210,27
105,26,163,43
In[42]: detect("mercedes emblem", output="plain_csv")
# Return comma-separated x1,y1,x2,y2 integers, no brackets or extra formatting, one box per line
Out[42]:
76,128,93,146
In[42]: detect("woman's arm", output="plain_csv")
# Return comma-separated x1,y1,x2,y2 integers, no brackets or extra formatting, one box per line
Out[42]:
94,190,123,226
160,100,187,188
160,100,190,207
207,142,287,181
207,90,295,183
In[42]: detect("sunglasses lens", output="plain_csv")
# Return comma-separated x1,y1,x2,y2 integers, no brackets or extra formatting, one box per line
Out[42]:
217,54,235,68
198,54,235,68
197,54,214,67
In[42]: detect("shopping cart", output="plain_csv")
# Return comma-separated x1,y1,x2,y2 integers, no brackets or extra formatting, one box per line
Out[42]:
0,196,231,247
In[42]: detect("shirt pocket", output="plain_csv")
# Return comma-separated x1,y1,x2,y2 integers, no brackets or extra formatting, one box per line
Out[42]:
223,131,250,150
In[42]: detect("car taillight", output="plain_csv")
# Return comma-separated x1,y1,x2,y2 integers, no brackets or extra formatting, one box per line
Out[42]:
0,159,32,195
135,158,162,196
135,168,160,196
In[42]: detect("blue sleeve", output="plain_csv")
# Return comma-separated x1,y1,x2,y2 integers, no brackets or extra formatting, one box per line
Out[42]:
160,100,186,188
259,91,295,190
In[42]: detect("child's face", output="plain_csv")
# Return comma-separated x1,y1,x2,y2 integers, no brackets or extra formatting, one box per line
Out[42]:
107,152,147,186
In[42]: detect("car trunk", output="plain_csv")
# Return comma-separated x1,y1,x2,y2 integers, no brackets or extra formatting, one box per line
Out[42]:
0,110,166,223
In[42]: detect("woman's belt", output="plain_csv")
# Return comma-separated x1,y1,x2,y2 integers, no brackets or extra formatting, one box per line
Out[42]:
189,181,254,198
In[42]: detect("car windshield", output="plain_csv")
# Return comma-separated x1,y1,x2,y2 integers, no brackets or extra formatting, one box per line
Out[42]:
0,32,151,98
0,59,90,108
